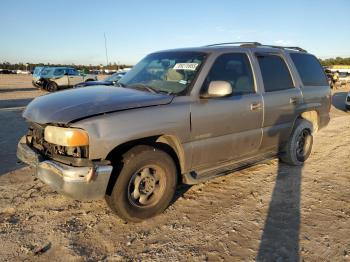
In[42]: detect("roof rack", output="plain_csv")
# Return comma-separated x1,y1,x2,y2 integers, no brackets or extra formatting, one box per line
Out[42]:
259,45,307,52
204,42,307,52
205,42,262,47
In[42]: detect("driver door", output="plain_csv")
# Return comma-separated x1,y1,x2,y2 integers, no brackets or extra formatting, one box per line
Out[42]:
190,52,263,170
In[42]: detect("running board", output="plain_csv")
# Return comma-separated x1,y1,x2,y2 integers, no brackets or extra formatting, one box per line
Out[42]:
182,152,276,185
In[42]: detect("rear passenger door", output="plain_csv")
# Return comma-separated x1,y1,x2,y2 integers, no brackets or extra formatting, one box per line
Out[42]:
67,69,83,86
256,53,303,152
190,52,263,169
54,68,68,87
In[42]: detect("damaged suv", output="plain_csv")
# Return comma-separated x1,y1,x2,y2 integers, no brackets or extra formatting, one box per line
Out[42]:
32,67,97,92
17,43,331,222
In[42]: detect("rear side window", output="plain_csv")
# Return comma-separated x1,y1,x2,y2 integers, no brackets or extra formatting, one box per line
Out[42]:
68,69,79,76
54,69,64,76
205,53,255,95
257,54,294,92
290,53,328,86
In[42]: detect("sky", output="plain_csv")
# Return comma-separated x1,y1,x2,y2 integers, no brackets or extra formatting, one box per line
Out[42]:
1,0,349,65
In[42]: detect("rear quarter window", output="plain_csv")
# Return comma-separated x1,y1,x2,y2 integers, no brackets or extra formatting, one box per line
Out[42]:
290,53,328,86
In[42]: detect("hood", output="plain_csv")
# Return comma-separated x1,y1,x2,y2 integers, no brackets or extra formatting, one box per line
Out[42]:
23,86,173,124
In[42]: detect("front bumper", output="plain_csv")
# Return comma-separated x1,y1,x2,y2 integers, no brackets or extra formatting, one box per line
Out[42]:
32,80,43,89
16,136,113,200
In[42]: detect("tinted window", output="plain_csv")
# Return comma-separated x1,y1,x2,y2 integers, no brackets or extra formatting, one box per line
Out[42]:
54,69,64,76
290,53,328,86
205,53,255,95
68,69,78,76
257,54,294,92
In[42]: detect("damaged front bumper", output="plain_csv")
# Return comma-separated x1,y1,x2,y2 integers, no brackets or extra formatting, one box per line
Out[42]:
16,136,113,200
32,80,44,89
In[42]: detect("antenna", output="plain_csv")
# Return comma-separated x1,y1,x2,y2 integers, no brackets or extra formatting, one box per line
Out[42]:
104,32,109,66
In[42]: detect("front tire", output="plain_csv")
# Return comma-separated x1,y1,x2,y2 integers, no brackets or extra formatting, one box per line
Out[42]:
279,119,313,166
46,81,58,92
106,145,177,222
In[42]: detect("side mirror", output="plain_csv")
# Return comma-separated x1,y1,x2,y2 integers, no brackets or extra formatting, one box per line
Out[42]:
201,81,232,98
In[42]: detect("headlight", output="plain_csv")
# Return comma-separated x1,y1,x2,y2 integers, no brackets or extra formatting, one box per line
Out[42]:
44,126,89,146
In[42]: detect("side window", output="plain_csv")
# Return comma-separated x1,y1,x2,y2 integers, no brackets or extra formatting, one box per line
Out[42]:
290,53,328,86
53,69,64,76
205,53,255,95
68,69,78,76
257,54,294,92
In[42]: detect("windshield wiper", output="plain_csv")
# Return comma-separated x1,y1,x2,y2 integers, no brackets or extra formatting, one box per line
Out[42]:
127,84,159,94
126,83,175,95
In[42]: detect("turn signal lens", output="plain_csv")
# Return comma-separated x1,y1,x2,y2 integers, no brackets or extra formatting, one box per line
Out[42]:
44,126,89,146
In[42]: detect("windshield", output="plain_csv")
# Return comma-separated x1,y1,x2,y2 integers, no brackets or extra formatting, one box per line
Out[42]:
105,72,125,82
119,51,206,95
34,67,44,75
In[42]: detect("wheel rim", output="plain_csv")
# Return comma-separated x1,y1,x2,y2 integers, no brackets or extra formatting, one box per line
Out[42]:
296,129,311,160
48,83,54,92
127,165,166,207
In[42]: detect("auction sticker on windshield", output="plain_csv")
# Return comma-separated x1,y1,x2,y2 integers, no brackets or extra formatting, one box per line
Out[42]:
173,63,199,71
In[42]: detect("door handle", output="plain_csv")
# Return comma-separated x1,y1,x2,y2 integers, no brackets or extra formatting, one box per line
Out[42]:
250,102,262,111
290,97,299,104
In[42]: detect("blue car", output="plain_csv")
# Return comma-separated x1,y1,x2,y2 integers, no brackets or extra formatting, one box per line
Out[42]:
74,71,127,88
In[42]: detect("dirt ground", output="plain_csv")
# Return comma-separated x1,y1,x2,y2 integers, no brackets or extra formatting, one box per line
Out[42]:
0,75,350,261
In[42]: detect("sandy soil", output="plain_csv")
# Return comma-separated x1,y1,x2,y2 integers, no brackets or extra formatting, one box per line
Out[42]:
0,75,349,261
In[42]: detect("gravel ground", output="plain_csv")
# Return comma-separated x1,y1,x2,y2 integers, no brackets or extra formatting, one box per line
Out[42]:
0,75,349,261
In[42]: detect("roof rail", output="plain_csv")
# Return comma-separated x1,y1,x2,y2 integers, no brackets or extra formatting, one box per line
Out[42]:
258,45,307,53
205,42,262,47
204,42,307,52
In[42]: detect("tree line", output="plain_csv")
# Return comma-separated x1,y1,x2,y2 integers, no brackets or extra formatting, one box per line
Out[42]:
0,62,133,71
2,57,350,70
319,57,350,66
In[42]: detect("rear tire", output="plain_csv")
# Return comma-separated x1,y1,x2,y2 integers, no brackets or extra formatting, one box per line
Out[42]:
106,145,177,222
46,81,58,92
279,119,313,166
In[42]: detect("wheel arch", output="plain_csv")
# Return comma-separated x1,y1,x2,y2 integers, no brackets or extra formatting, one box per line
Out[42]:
299,110,319,133
105,134,184,195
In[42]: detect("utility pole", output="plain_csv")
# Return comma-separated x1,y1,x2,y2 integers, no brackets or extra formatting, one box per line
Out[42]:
104,33,109,67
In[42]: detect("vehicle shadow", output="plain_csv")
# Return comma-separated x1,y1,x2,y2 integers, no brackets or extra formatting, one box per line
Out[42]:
0,108,28,175
256,161,302,261
256,108,311,261
171,183,192,205
331,91,348,112
0,87,38,92
0,98,33,109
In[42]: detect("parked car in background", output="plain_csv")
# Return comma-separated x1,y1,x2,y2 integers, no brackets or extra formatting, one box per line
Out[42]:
345,91,350,110
338,72,350,85
17,43,331,222
32,67,97,92
0,69,16,74
74,71,127,88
